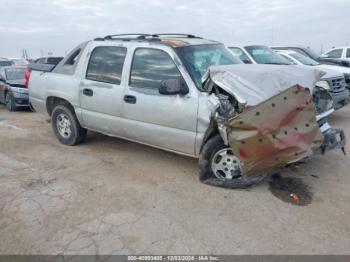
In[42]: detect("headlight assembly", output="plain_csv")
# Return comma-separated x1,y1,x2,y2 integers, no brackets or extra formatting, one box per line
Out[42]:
316,80,330,90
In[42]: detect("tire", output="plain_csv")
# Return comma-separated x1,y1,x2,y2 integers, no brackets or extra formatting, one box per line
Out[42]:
199,135,265,189
5,92,17,112
51,104,87,146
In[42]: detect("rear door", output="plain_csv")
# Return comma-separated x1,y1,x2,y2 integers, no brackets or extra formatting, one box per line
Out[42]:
79,45,127,135
121,46,198,155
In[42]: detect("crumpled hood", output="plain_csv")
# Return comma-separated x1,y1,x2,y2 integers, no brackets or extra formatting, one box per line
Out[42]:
203,64,325,106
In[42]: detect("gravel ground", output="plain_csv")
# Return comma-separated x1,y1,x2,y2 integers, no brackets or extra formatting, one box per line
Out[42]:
0,105,349,255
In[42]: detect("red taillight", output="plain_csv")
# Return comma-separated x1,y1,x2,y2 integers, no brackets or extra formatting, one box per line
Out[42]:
25,68,31,88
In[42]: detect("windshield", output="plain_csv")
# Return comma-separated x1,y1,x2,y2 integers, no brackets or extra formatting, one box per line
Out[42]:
290,52,319,66
302,48,320,60
245,46,292,65
5,68,26,80
0,61,13,66
176,44,242,88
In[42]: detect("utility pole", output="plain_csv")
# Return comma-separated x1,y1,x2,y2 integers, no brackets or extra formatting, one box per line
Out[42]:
271,26,274,46
22,49,29,60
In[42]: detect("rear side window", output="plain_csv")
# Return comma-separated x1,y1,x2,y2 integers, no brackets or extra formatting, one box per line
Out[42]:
326,49,342,59
346,48,350,58
86,46,127,85
65,49,81,66
130,48,181,89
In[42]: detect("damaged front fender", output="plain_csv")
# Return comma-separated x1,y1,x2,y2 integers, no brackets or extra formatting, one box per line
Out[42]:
226,85,323,175
202,64,345,177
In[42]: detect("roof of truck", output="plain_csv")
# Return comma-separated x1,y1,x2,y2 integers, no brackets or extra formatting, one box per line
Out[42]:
93,34,219,47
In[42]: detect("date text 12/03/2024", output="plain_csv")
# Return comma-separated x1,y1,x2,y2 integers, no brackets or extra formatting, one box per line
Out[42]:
127,256,220,261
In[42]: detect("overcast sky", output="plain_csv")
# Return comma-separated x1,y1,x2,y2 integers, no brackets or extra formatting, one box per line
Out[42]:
1,0,349,58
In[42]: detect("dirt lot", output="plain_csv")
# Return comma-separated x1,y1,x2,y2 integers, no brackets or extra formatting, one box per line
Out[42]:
0,105,350,255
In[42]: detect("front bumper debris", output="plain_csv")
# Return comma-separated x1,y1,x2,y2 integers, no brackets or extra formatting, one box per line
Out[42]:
330,88,350,110
318,126,346,154
226,85,325,176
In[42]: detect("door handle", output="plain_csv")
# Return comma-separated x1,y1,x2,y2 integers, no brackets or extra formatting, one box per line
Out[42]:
83,88,93,96
124,95,137,104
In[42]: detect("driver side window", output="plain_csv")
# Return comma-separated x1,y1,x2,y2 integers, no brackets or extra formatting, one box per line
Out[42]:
129,48,182,89
326,49,342,59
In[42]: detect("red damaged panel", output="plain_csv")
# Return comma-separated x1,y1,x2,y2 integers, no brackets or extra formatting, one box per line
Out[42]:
227,85,324,175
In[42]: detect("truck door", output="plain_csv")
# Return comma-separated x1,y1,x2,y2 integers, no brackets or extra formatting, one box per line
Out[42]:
121,47,198,156
79,46,127,135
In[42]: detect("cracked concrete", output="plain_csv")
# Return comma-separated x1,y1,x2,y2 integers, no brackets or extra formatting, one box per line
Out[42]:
0,105,350,255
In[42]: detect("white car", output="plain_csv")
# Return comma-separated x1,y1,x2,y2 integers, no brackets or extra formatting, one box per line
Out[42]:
275,49,350,110
321,46,350,63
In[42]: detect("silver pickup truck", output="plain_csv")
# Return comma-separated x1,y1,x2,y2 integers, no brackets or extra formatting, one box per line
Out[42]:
28,34,346,188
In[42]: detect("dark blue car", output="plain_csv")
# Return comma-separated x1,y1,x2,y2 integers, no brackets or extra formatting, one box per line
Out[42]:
0,66,28,111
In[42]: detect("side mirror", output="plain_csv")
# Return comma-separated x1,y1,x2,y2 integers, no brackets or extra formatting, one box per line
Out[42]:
320,54,329,58
159,78,189,95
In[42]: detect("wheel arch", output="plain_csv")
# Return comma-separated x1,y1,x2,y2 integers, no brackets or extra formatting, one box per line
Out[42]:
46,96,75,116
200,124,221,154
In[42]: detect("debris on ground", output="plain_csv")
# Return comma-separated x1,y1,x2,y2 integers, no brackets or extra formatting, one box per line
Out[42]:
269,173,312,206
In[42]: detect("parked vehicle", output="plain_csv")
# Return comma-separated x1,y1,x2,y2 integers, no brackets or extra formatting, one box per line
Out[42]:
228,45,292,65
10,58,29,66
0,66,28,111
33,57,63,65
28,34,345,187
0,58,13,67
275,50,350,110
229,45,349,110
321,46,350,66
271,46,350,68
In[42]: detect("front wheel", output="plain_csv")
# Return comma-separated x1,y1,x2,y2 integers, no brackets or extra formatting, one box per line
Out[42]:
51,104,87,146
5,92,17,112
199,135,265,189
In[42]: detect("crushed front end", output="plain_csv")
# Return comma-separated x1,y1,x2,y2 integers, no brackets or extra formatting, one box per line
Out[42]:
226,85,345,175
203,64,347,177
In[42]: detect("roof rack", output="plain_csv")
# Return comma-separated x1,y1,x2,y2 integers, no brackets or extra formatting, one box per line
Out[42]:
94,33,202,41
151,34,202,39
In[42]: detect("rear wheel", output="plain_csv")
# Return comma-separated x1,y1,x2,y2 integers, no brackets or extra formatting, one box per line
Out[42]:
5,92,17,112
51,104,87,145
199,135,265,188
